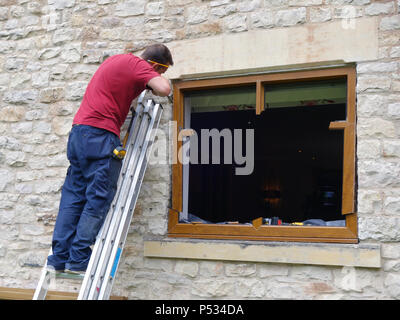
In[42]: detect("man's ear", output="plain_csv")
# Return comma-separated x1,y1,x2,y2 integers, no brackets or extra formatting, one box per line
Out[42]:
154,65,167,74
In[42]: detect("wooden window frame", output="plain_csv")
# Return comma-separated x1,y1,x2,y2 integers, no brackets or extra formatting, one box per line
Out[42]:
169,66,358,244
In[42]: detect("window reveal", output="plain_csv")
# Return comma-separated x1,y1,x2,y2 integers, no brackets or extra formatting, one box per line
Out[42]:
169,67,357,243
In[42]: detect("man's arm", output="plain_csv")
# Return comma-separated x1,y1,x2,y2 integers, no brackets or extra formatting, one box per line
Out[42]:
147,76,171,97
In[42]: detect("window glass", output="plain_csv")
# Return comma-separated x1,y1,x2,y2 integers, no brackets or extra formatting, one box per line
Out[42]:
187,85,256,113
264,79,347,120
184,80,346,226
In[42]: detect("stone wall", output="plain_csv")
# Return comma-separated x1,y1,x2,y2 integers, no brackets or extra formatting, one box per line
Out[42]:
0,0,399,299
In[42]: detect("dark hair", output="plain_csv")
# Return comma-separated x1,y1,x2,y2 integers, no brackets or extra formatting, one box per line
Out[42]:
141,44,174,66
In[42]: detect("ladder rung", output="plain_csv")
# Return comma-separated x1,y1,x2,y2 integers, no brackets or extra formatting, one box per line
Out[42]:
55,272,85,280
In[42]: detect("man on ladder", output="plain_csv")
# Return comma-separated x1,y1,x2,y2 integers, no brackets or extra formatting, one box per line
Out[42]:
46,44,173,275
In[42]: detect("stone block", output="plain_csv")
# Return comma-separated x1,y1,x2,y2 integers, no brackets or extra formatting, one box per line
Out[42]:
289,0,322,5
10,73,31,88
388,103,400,118
0,169,14,191
65,81,87,101
0,40,15,53
10,122,33,134
38,48,61,60
19,224,45,236
225,263,256,277
199,261,224,277
235,278,265,298
0,136,21,151
17,252,43,268
60,44,81,63
146,2,164,16
365,2,395,16
383,260,400,272
34,178,63,193
175,261,199,278
147,217,167,235
4,90,38,104
333,267,381,293
27,2,42,14
0,106,25,122
0,7,8,20
237,0,262,12
357,118,396,138
14,182,33,194
266,281,305,299
381,243,400,259
224,14,247,32
52,28,75,45
82,49,103,64
309,7,332,23
384,196,400,215
249,9,274,28
383,140,400,157
358,159,400,188
384,273,400,299
25,109,48,121
357,139,381,159
48,0,76,10
357,61,399,73
275,7,306,27
187,5,208,25
358,215,400,241
210,4,236,18
357,189,383,214
191,279,235,298
357,76,391,92
32,71,49,88
46,153,68,167
380,15,400,30
390,46,400,58
115,0,146,17
258,264,289,277
33,121,52,134
52,116,72,136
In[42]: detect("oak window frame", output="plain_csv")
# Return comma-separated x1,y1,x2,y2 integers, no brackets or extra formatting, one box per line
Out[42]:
169,66,358,244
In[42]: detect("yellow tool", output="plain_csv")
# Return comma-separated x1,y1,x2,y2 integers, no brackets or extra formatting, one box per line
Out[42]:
291,222,304,226
113,146,126,160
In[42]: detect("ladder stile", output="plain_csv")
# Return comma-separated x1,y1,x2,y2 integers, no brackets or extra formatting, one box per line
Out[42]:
98,103,162,299
93,102,156,299
34,91,164,300
33,248,52,300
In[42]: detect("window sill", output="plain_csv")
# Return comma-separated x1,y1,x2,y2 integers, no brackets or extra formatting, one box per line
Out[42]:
143,239,381,268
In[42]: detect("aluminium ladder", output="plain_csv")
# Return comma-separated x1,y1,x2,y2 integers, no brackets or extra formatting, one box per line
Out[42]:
33,91,163,300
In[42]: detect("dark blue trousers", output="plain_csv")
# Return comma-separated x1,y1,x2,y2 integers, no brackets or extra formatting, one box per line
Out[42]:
47,125,122,271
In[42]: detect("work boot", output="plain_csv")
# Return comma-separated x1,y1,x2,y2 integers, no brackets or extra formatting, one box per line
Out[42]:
46,265,64,274
65,268,86,275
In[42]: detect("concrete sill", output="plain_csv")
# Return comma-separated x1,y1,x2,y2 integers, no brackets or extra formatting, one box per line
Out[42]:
144,239,381,268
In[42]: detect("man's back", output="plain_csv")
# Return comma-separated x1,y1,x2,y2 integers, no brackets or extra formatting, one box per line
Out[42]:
73,54,159,137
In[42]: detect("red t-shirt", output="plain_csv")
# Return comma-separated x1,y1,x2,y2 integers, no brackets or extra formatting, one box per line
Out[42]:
73,54,160,137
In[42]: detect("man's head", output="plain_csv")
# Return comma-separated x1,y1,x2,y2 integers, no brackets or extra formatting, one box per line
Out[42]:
141,44,174,74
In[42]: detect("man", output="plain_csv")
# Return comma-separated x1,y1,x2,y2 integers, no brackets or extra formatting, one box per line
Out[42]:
47,44,173,274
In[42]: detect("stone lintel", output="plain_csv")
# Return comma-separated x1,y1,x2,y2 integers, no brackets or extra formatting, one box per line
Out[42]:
164,17,378,80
